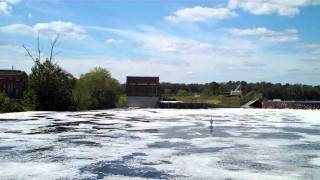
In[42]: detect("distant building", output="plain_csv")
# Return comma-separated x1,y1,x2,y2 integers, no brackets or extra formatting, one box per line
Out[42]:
126,76,160,108
0,70,28,99
230,84,243,96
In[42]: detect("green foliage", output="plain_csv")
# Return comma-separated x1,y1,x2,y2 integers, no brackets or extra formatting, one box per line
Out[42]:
73,67,120,110
119,84,126,94
203,87,212,96
176,89,190,96
24,59,76,111
164,88,171,95
0,92,8,112
0,92,24,113
116,95,126,108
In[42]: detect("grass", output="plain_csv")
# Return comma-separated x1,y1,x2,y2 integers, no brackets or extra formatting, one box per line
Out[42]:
169,95,241,108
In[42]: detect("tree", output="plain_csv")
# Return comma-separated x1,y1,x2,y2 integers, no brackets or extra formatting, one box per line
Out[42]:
176,89,189,96
164,88,171,95
73,67,120,110
23,35,76,111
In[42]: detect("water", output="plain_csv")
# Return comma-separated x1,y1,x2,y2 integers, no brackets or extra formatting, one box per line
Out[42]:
0,108,320,179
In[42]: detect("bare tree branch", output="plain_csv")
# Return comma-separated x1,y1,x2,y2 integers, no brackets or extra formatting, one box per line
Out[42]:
51,51,61,61
49,34,60,62
23,33,60,63
22,44,36,62
37,33,41,61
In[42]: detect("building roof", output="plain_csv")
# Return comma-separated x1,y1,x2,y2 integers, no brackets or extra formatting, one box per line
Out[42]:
126,76,159,84
0,70,27,76
265,100,320,104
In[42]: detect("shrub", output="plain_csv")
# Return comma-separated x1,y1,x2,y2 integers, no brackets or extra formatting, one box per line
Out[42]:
116,95,126,108
0,92,24,113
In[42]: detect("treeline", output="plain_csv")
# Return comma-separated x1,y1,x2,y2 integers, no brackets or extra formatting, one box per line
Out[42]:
0,36,123,113
160,81,320,101
0,60,122,113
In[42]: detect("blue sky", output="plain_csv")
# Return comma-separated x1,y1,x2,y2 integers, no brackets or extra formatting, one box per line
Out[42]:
0,0,320,84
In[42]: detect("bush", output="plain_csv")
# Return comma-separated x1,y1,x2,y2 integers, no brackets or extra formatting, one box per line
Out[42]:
176,89,189,96
0,92,24,113
73,67,120,110
0,92,7,112
116,95,126,108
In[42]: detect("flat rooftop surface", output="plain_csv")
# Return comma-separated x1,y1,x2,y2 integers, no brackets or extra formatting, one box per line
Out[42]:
0,109,320,179
126,76,159,84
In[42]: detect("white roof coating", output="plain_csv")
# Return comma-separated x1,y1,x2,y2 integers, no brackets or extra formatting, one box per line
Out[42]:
0,108,320,179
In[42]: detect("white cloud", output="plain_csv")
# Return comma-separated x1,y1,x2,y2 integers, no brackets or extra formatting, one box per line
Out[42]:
300,57,320,63
260,34,299,43
186,71,194,75
135,33,216,55
0,0,20,15
0,1,11,15
0,43,33,71
222,27,273,36
2,23,317,84
295,43,320,55
228,0,320,17
105,38,124,45
0,21,86,40
133,32,216,56
295,43,320,49
34,21,86,40
165,6,237,22
222,27,299,43
3,0,21,3
0,24,34,36
87,25,261,61
88,25,220,56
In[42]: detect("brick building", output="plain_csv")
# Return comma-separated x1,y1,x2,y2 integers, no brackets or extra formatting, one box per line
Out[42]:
0,70,28,99
126,76,160,108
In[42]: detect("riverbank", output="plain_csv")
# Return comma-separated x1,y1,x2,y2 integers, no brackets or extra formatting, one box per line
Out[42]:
167,95,241,108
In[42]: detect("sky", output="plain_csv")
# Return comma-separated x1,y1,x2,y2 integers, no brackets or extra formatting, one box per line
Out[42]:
0,0,320,85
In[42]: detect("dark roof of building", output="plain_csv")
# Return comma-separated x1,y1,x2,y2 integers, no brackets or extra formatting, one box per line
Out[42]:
127,76,159,84
265,100,320,104
0,70,27,76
